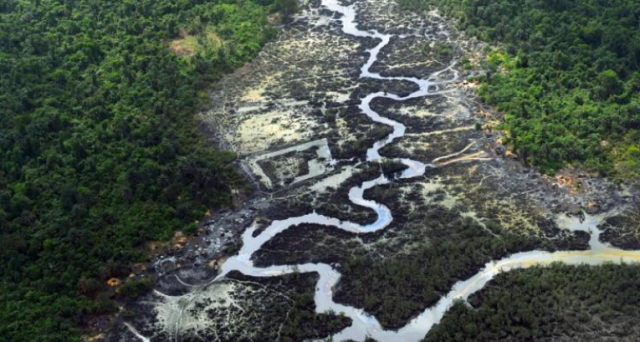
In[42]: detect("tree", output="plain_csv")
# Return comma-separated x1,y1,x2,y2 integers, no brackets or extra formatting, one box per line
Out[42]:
596,69,623,100
275,0,299,18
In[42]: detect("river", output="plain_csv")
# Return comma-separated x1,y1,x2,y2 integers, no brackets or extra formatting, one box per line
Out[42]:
126,0,640,341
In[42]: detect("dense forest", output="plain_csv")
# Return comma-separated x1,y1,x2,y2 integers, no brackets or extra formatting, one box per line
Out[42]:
424,264,640,342
0,0,289,340
400,0,640,178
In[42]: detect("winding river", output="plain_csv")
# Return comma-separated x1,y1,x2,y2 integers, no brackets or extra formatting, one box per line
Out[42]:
132,1,640,341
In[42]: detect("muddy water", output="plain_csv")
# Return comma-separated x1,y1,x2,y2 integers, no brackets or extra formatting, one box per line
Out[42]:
209,2,462,339
130,0,640,341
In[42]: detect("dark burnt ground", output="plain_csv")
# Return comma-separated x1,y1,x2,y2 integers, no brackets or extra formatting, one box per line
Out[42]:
253,162,406,236
372,37,456,79
600,206,640,249
252,158,590,329
105,272,351,342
